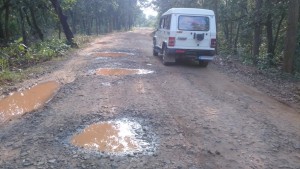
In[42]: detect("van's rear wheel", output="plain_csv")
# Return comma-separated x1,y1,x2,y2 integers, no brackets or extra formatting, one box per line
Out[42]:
153,48,158,56
162,46,171,66
153,39,159,56
199,61,209,67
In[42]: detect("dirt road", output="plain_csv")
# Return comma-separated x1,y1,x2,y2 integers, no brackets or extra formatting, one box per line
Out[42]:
0,29,300,169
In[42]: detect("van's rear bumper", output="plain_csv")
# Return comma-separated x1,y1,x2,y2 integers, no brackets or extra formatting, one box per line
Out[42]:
166,48,215,60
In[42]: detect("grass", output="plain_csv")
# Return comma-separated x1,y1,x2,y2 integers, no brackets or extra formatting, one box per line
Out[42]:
0,35,96,87
0,71,23,85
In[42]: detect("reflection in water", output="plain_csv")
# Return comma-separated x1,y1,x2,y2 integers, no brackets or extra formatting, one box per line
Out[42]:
95,68,154,76
71,119,149,154
0,81,60,123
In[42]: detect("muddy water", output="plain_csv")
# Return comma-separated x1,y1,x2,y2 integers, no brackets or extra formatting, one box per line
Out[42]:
0,81,60,123
71,120,149,154
91,52,132,58
95,68,154,76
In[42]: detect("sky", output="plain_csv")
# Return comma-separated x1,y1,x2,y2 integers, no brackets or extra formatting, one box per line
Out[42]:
142,7,158,18
140,0,158,18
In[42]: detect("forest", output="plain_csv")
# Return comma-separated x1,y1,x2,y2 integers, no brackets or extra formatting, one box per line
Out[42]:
0,0,145,79
0,0,299,83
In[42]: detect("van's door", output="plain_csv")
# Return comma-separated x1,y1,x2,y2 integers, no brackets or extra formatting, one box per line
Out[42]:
155,17,165,50
175,15,211,48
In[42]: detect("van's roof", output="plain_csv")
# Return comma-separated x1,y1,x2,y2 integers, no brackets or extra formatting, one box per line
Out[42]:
162,8,215,16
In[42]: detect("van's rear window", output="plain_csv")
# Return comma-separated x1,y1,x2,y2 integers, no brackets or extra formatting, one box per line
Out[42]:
178,16,209,31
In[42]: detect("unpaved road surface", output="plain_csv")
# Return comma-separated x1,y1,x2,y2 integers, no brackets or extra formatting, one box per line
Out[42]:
1,29,300,169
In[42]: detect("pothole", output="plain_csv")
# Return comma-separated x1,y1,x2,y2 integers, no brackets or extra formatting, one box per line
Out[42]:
92,68,154,76
71,119,154,155
90,52,133,58
0,81,60,123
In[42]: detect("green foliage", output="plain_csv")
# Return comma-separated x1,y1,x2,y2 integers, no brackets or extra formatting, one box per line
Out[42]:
0,70,23,85
294,26,300,74
0,38,70,72
136,14,157,28
74,35,94,46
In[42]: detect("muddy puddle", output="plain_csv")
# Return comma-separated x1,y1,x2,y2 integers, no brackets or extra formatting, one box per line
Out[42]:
93,68,154,76
71,119,152,155
0,81,60,123
90,52,133,58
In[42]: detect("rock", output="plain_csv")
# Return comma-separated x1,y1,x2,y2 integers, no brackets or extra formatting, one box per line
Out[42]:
48,159,56,163
5,142,13,147
260,155,266,160
294,155,300,160
127,153,134,157
216,140,221,143
23,162,32,166
163,159,170,164
187,150,194,155
36,161,44,166
293,142,300,149
20,152,29,157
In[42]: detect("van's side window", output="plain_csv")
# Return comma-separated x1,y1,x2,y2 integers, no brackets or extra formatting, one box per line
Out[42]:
163,15,171,30
178,15,209,31
159,18,165,29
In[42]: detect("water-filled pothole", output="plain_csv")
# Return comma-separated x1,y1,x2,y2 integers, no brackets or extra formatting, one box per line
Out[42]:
71,119,152,154
90,52,133,58
0,81,60,123
93,68,154,76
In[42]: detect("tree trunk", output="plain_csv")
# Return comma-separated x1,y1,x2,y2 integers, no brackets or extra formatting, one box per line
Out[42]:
283,0,299,73
4,0,10,42
0,14,4,41
233,22,240,55
214,0,218,54
69,10,77,34
266,12,274,66
29,6,44,41
19,7,27,46
274,13,285,54
50,0,77,47
252,0,263,65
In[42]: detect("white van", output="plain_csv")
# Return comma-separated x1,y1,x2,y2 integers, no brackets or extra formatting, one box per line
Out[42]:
153,8,216,66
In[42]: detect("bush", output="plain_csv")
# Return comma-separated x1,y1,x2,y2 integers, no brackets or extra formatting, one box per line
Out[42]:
0,38,71,72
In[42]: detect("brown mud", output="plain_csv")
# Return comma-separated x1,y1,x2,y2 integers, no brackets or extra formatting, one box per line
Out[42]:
0,29,299,169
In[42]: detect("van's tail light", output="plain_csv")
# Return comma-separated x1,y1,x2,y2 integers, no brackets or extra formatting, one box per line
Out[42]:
168,37,175,47
211,38,217,48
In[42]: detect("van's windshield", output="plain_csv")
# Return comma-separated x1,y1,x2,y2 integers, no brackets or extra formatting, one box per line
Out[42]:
178,15,209,31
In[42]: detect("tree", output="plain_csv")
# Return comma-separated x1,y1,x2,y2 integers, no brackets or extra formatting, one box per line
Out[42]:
50,0,76,47
252,0,263,65
283,0,299,73
265,1,286,66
